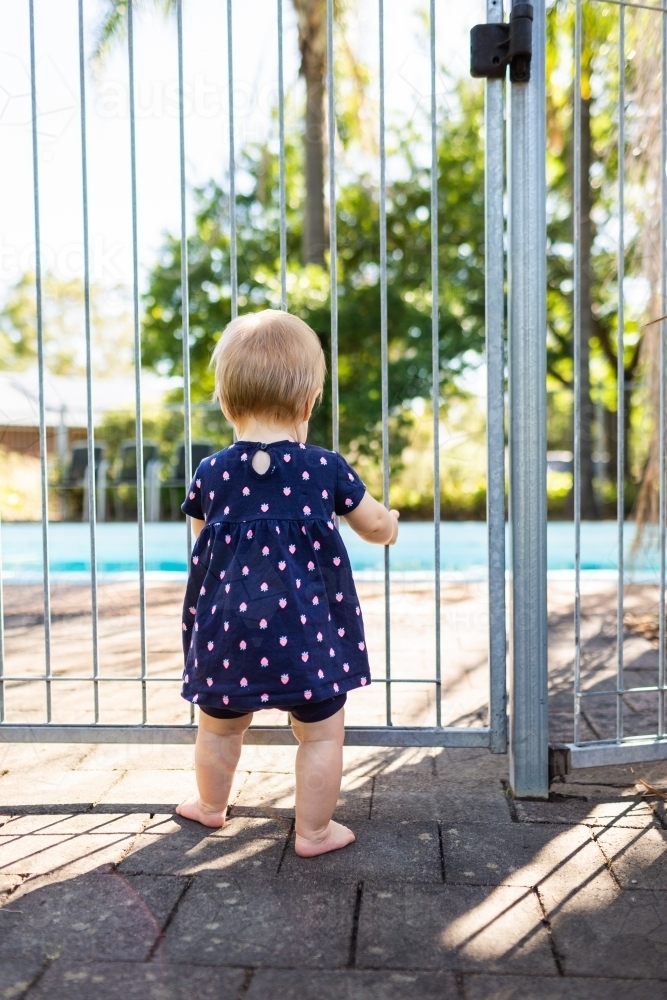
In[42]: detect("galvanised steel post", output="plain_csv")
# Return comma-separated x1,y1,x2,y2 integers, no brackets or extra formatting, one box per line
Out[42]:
507,0,548,797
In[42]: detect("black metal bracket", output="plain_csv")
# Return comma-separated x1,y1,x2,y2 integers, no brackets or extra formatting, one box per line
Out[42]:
470,3,533,83
548,743,572,783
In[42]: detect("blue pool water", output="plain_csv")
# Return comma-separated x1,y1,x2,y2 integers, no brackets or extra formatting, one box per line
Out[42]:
0,521,663,581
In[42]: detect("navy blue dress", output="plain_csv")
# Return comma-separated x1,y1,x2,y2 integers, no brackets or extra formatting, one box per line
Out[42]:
180,439,371,712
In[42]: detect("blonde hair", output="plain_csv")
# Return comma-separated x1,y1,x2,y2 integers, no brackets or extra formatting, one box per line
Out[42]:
211,310,326,426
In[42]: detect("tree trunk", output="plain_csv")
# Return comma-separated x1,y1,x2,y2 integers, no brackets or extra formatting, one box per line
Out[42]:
578,96,599,519
293,0,327,266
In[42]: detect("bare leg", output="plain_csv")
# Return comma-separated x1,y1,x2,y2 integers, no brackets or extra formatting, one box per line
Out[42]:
292,707,355,857
176,711,253,828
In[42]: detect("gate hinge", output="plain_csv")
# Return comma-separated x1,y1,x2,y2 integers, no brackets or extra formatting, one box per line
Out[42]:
470,3,533,83
548,743,571,783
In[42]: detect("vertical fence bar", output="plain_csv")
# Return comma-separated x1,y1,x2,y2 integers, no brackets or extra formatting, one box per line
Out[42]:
0,516,4,722
429,0,442,727
227,0,238,319
327,0,339,455
616,7,625,743
77,0,101,722
660,8,667,738
485,0,507,753
127,0,149,723
378,0,391,725
29,0,52,723
573,0,583,746
177,0,192,562
277,0,287,312
508,0,548,797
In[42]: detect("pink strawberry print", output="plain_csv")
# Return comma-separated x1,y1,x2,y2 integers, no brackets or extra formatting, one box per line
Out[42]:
336,592,343,602
241,453,248,461
333,683,339,693
300,614,307,624
345,498,354,507
196,479,201,488
299,442,306,449
278,561,286,570
358,641,366,651
327,521,334,529
240,677,248,687
182,622,187,631
184,673,189,683
280,636,287,646
224,621,229,631
242,565,249,576
303,505,311,515
304,689,312,700
206,677,213,687
276,526,281,533
223,470,229,479
261,657,269,667
333,557,341,566
189,606,196,614
283,453,291,462
320,456,327,465
260,582,268,592
189,492,196,500
318,669,324,679
225,583,231,593
211,458,216,465
261,504,269,512
207,641,214,651
301,526,307,534
200,585,206,595
279,598,287,608
329,648,335,657
322,490,328,499
209,491,215,500
223,659,230,668
296,579,301,589
240,640,247,650
192,555,199,565
242,486,250,496
348,472,354,481
317,632,323,642
338,628,345,637
289,544,296,554
239,602,247,612
262,546,270,556
307,561,315,571
281,673,289,684
283,487,291,496
343,663,350,672
247,529,253,539
259,619,268,629
301,652,309,662
313,540,321,550
194,622,199,631
193,693,199,702
302,471,310,480
223,695,229,704
312,595,319,605
225,534,231,543
360,677,367,686
261,693,269,702
356,606,361,616
224,507,230,515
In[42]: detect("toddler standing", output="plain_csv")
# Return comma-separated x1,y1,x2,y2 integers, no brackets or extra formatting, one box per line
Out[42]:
176,310,399,856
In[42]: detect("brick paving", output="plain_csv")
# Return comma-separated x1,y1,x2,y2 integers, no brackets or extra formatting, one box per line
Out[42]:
0,742,666,998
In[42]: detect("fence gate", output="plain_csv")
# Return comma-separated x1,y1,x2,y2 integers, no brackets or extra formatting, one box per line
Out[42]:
0,0,563,794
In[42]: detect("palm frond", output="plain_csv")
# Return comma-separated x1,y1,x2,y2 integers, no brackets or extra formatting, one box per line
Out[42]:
93,0,176,63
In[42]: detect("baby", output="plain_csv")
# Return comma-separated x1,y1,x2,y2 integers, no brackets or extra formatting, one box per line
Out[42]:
176,310,399,857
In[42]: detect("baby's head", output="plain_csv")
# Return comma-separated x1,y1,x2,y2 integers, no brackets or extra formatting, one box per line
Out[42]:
211,309,326,436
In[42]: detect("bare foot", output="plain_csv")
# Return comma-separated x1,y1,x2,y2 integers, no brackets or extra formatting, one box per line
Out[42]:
175,795,226,828
294,820,355,858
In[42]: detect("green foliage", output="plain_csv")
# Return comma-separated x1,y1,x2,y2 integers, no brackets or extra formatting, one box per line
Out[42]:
140,81,487,462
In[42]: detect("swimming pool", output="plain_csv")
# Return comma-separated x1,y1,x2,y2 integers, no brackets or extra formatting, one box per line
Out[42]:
0,520,663,582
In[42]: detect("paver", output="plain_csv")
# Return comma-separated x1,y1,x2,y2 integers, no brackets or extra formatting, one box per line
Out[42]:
464,974,667,999
356,883,557,974
118,815,290,877
370,785,513,824
441,822,615,890
594,825,667,889
26,961,248,1000
0,871,187,963
162,875,358,968
0,770,120,809
0,830,139,877
245,968,461,1000
279,821,442,883
1,811,150,836
541,883,667,979
0,959,43,997
513,791,656,828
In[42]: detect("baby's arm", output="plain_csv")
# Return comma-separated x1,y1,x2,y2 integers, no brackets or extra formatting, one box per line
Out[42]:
190,517,205,539
344,493,399,545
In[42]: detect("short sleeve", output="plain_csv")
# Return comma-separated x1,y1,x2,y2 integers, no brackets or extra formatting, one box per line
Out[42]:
334,453,366,516
181,463,205,520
